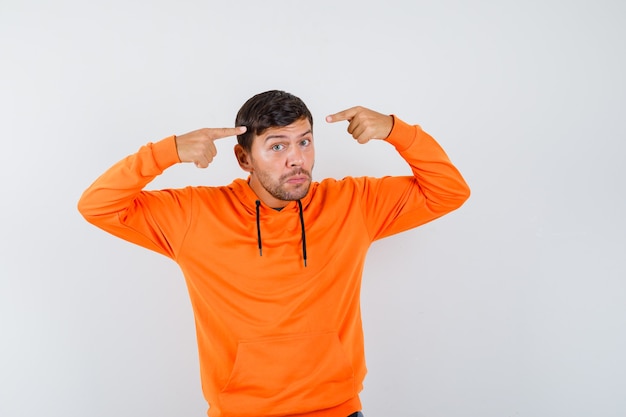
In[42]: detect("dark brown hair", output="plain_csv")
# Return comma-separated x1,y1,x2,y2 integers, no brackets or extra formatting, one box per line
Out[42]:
235,90,313,151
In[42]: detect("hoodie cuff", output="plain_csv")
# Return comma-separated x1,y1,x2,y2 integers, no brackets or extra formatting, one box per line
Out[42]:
385,115,422,152
150,135,181,171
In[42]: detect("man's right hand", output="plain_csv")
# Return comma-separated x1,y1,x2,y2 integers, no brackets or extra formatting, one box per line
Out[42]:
175,126,247,168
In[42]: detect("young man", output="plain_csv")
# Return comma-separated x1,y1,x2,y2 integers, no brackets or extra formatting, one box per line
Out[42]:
78,90,470,417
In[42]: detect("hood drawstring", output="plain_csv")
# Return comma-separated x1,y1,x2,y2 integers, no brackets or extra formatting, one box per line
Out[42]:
255,200,262,257
297,199,307,267
254,199,308,267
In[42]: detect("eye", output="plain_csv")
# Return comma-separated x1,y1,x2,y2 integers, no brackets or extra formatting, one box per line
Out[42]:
300,138,311,147
271,143,284,151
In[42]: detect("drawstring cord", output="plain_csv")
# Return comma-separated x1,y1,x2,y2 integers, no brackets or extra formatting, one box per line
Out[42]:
297,199,307,267
254,199,308,267
255,200,262,256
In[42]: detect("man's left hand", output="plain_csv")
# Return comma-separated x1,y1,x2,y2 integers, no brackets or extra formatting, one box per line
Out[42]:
326,106,393,144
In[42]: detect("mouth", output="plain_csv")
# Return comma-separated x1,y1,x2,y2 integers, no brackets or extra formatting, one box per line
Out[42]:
283,169,311,186
285,175,309,184
282,170,311,185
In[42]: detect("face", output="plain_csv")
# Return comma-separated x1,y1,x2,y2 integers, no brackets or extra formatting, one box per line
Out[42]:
236,117,315,208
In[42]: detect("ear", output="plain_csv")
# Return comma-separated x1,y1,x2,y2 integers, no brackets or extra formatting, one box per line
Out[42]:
234,144,253,172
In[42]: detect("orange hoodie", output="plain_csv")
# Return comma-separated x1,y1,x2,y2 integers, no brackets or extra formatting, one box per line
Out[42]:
78,116,470,417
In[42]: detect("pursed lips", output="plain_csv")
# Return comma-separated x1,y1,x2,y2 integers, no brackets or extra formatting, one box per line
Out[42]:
285,175,309,184
282,170,311,184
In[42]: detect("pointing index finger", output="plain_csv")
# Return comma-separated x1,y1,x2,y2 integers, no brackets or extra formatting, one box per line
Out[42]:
209,126,247,139
325,107,358,123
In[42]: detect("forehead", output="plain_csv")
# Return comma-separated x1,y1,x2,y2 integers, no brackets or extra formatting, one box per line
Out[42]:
257,117,312,141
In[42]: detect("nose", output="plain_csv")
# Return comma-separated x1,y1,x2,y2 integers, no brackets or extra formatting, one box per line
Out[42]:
287,146,304,167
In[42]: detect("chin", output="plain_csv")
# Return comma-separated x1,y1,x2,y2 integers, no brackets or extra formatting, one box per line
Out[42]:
285,186,311,201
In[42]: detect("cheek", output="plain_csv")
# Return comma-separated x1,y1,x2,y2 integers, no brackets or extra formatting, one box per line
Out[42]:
256,153,283,167
251,153,284,173
304,147,315,163
251,148,277,164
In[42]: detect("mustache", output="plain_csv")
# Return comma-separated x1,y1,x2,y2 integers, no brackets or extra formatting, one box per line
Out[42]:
280,168,312,181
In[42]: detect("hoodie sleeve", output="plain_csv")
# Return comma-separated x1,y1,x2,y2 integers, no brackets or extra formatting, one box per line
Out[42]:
77,136,191,259
359,116,471,240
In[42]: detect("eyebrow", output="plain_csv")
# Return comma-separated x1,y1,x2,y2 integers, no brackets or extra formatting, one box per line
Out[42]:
264,130,312,142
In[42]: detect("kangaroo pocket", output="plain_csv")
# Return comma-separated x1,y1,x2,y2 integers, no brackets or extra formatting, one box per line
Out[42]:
218,331,356,417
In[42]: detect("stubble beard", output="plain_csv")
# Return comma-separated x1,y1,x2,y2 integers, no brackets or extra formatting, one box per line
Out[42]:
257,167,313,202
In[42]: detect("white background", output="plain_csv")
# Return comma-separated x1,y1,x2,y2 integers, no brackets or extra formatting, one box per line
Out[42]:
1,1,625,416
